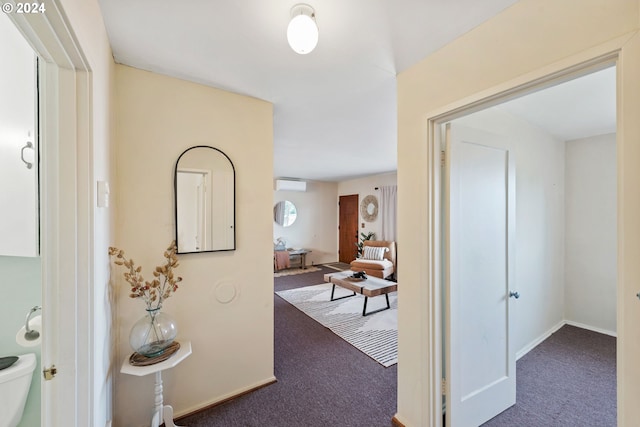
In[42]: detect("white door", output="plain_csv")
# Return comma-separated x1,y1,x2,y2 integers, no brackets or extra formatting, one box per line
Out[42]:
445,123,517,426
176,170,207,251
211,169,233,248
0,15,38,257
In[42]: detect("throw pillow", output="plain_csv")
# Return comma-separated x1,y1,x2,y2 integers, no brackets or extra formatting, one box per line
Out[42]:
363,246,388,260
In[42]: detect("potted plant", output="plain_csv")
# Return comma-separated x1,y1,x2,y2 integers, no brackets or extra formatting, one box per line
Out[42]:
355,231,375,258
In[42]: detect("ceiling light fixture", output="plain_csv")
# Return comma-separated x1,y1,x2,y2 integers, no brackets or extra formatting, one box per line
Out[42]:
287,4,318,55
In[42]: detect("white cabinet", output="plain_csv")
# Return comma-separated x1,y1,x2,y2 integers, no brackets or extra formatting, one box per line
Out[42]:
0,16,38,257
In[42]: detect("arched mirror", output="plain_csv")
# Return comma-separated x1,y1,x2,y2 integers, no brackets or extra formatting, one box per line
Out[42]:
274,200,297,227
174,146,235,253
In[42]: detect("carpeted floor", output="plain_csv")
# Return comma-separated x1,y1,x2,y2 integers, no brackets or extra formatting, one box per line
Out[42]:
178,265,615,426
322,262,352,271
273,265,321,277
177,265,397,426
482,325,616,427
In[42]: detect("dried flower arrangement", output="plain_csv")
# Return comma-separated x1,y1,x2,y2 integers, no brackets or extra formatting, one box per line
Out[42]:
108,241,183,311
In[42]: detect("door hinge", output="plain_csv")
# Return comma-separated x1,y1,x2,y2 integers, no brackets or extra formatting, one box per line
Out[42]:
441,378,446,395
440,150,446,167
43,365,57,381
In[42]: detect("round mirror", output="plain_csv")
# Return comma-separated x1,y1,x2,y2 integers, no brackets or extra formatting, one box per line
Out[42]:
274,200,297,227
360,195,378,222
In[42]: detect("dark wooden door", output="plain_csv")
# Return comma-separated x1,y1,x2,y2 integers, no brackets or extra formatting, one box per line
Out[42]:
339,194,359,263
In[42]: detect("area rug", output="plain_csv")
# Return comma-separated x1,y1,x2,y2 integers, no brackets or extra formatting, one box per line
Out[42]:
274,266,321,277
276,283,398,367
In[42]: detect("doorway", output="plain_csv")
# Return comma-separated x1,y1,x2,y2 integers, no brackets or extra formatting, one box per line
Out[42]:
338,194,359,263
176,169,210,252
7,7,94,426
0,13,42,427
442,64,617,426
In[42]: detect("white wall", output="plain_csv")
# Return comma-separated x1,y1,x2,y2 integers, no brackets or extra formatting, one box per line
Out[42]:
565,133,617,334
455,108,566,355
0,257,41,427
115,65,274,427
397,0,640,424
337,172,397,243
0,14,37,257
273,181,338,265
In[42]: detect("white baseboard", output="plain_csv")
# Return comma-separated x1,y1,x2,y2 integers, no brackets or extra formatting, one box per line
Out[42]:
564,320,616,337
392,412,411,427
516,320,565,360
516,319,617,360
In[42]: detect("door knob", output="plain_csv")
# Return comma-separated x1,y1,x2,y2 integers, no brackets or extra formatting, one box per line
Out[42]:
509,291,520,299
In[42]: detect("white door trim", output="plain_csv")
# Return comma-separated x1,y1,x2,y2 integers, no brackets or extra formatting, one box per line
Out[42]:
425,47,623,426
8,2,93,426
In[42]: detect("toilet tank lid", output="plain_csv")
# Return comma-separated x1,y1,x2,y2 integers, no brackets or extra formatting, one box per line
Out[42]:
0,353,36,384
0,356,18,370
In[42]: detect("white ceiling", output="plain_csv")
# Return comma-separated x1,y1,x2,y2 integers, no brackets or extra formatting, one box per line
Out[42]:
97,0,522,181
498,66,616,141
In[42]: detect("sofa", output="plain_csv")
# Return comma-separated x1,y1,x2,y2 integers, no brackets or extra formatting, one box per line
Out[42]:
350,240,396,279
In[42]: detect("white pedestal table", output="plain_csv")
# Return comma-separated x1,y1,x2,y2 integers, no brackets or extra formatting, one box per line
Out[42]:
121,341,192,427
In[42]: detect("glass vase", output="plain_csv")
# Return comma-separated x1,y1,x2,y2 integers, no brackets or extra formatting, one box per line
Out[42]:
129,307,177,357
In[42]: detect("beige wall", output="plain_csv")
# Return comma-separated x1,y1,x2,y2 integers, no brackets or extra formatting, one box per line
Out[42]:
338,172,397,244
397,0,640,425
270,173,397,267
273,181,338,265
115,65,274,427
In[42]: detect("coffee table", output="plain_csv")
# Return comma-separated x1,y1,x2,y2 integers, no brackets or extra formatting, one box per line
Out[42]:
323,271,398,316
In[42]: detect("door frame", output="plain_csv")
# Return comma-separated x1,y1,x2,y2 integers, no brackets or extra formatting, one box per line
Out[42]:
425,47,623,425
8,4,93,426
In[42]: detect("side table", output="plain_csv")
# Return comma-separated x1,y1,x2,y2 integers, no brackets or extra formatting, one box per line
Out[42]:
121,341,192,427
288,249,311,269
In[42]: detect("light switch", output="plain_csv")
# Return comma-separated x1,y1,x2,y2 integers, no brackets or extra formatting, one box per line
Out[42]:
97,181,110,208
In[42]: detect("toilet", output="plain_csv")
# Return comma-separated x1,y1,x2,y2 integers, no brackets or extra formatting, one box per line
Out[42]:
0,353,36,427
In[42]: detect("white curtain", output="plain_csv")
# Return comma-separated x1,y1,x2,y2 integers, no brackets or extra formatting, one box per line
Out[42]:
380,185,397,242
274,201,285,225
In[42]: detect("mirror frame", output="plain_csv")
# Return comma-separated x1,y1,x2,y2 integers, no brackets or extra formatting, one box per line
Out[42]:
174,145,236,253
360,194,379,222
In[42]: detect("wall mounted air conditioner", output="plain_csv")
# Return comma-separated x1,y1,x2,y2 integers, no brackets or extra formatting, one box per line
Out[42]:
275,179,307,192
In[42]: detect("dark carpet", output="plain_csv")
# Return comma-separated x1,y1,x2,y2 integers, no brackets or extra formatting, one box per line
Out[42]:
322,262,352,272
177,265,613,426
482,325,616,427
178,265,397,426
